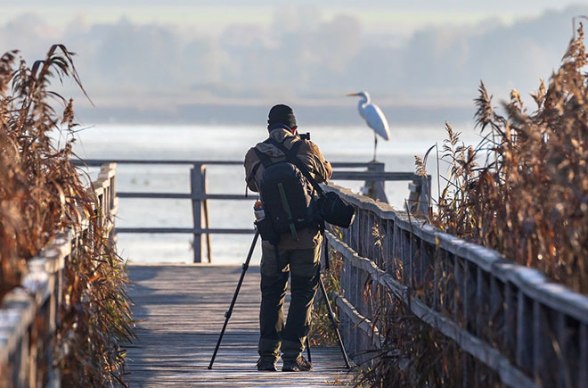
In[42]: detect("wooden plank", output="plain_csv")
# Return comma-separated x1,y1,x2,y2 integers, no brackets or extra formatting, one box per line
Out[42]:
332,171,417,181
0,290,36,367
76,159,374,169
516,293,533,372
336,296,381,345
76,159,245,166
326,232,409,304
124,265,353,387
409,298,535,388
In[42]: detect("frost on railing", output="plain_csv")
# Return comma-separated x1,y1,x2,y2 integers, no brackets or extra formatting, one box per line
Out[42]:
0,163,117,388
325,184,588,388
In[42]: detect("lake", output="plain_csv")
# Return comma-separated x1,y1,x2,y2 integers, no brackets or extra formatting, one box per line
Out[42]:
71,124,480,264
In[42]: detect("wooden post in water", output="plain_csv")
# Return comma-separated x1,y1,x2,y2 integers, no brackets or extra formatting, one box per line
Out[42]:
418,175,431,216
407,175,431,216
190,164,211,263
363,162,388,202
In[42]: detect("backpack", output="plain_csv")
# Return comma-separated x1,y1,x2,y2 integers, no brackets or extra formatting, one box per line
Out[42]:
253,140,318,242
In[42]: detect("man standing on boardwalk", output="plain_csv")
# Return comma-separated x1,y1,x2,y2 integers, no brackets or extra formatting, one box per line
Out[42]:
244,104,333,372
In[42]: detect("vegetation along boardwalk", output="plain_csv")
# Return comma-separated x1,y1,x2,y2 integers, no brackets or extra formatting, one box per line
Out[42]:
124,264,353,387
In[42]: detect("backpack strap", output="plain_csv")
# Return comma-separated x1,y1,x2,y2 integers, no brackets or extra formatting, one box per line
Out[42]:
245,147,273,197
245,160,261,198
246,159,263,183
268,138,325,196
253,148,274,167
248,140,303,185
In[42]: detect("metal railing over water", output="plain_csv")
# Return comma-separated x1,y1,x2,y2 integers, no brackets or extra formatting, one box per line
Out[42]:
78,159,431,263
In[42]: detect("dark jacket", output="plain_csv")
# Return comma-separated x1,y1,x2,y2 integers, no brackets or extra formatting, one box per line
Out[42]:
244,127,333,249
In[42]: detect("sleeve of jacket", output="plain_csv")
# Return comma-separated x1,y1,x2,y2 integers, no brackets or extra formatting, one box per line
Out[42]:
299,140,332,184
244,147,260,192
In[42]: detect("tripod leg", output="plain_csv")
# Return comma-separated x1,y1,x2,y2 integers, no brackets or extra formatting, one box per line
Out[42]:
208,231,260,369
318,275,351,369
306,337,312,363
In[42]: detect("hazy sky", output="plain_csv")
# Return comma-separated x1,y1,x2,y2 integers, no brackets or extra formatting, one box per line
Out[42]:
1,1,586,124
1,1,582,35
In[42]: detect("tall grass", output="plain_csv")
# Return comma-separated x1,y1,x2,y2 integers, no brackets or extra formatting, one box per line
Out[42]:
0,45,133,385
354,251,501,387
356,20,588,388
424,23,588,294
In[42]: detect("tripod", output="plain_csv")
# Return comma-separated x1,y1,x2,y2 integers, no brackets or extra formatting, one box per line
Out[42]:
318,232,351,369
208,230,259,370
208,230,351,370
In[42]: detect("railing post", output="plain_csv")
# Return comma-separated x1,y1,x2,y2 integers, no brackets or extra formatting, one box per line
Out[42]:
418,175,431,216
203,173,212,263
109,167,117,244
190,164,212,263
109,166,116,212
408,175,431,216
363,162,388,202
191,164,206,263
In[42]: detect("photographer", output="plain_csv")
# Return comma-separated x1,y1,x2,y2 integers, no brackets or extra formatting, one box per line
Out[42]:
244,104,332,372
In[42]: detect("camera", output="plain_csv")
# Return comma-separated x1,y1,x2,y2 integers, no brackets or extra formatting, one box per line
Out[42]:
299,132,311,140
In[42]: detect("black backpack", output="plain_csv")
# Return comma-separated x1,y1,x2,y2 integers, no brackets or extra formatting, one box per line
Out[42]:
253,140,318,241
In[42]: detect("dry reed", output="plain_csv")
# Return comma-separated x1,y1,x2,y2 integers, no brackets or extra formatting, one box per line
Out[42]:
426,23,588,294
0,45,133,386
356,20,588,388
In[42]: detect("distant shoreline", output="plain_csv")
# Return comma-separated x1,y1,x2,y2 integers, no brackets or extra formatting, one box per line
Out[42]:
75,101,476,127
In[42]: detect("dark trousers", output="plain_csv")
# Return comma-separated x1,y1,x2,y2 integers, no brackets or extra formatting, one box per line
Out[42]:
258,242,321,361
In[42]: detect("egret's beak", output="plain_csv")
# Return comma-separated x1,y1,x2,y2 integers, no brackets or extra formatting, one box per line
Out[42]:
346,92,360,97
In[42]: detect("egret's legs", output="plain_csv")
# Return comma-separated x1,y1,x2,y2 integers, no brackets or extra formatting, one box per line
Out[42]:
372,133,378,161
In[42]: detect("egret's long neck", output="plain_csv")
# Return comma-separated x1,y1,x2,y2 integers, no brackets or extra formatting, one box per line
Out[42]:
357,95,369,119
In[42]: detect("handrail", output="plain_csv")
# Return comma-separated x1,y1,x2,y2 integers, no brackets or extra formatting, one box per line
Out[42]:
0,163,117,388
325,183,588,387
75,158,387,168
73,159,431,263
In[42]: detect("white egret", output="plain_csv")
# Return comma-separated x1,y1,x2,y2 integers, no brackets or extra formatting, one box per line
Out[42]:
347,91,390,161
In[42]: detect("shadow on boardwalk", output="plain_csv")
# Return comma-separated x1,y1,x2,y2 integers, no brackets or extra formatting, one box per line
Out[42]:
124,264,353,387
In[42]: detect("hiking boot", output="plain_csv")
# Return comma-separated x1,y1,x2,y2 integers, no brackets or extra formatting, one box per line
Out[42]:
256,358,277,372
282,356,312,372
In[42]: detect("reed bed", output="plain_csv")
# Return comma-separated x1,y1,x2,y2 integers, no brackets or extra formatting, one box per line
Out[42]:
353,253,501,387
0,45,133,386
425,23,588,294
356,21,588,388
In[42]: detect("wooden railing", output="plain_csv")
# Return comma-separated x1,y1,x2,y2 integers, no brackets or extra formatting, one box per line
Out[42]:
77,159,430,263
326,184,588,387
0,163,117,388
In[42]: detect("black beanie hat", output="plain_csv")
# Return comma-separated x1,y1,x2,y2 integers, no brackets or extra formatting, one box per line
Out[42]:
267,104,297,130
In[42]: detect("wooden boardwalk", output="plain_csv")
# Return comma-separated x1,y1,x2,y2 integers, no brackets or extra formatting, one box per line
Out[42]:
124,264,354,387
